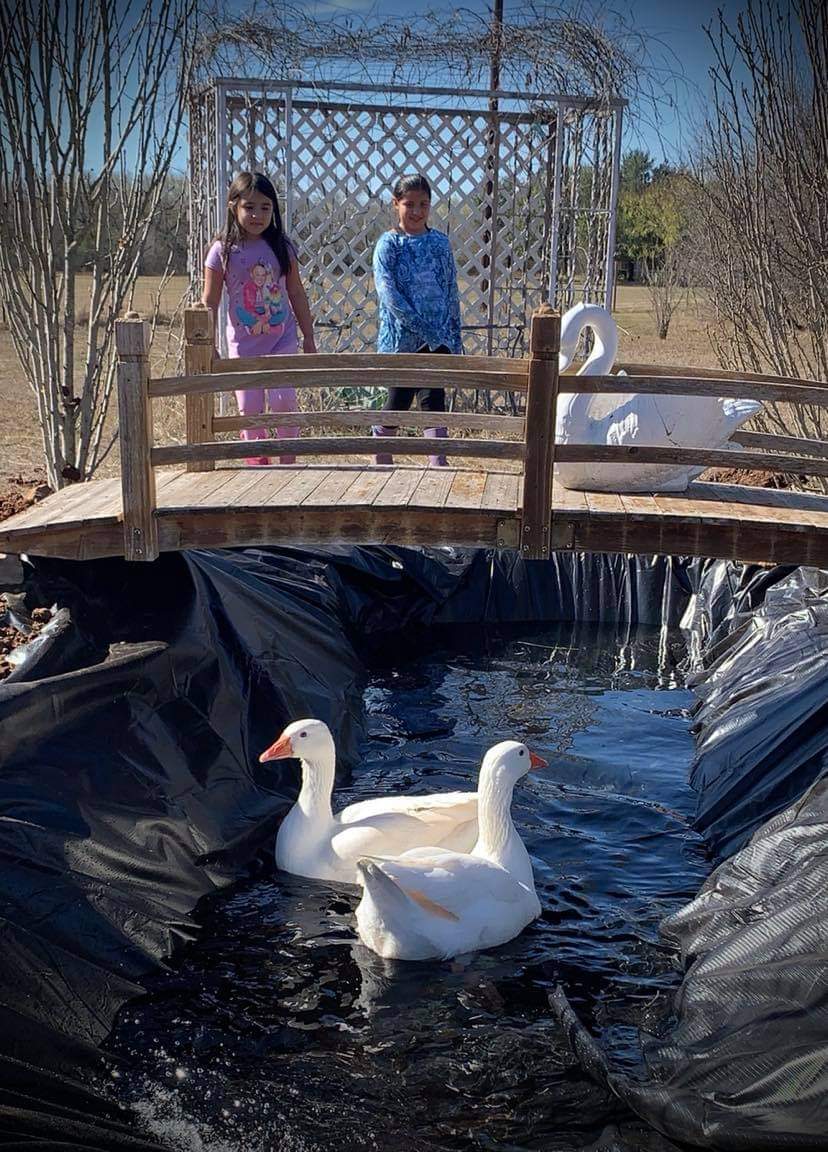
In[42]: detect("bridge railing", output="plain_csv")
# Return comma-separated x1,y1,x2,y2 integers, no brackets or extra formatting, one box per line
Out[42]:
116,306,827,564
115,307,562,561
554,368,828,479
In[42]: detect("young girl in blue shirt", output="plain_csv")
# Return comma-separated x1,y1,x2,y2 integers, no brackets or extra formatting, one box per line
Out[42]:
372,174,463,466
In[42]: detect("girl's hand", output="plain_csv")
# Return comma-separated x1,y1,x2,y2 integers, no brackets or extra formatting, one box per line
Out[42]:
303,335,317,354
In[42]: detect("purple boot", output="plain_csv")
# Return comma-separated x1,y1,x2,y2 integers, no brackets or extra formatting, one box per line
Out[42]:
372,424,396,466
425,426,449,467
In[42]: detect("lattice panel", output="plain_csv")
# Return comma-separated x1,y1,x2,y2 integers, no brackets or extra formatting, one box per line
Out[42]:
488,114,557,358
555,108,617,312
226,95,287,207
187,86,217,297
189,82,622,384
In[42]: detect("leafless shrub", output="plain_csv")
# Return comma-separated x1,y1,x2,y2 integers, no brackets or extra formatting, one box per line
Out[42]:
690,0,828,488
643,250,686,340
0,0,198,488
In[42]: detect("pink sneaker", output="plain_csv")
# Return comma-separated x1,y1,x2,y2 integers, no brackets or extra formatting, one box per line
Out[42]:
245,456,270,467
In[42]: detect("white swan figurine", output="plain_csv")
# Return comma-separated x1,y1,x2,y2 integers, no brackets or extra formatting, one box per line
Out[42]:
259,719,478,884
554,302,762,492
354,740,544,960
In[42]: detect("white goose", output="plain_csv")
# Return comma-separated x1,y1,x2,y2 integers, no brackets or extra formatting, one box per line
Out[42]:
260,719,478,884
555,302,762,492
354,740,544,961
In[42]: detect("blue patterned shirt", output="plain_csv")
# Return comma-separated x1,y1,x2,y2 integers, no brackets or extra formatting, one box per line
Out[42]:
373,229,463,354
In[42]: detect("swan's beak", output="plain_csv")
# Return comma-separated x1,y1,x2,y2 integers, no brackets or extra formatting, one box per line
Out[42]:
529,751,547,771
259,733,294,763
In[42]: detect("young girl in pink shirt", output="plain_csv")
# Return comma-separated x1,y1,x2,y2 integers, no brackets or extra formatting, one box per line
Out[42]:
203,172,316,465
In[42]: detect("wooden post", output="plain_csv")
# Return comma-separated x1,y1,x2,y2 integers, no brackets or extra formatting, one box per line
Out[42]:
184,305,215,472
116,312,159,561
520,306,560,560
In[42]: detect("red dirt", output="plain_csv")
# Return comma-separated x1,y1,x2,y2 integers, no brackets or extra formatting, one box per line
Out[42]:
0,474,52,520
0,608,52,678
700,467,798,488
0,475,52,677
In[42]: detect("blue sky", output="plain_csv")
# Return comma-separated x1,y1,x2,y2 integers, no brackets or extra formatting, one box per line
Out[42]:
287,0,749,161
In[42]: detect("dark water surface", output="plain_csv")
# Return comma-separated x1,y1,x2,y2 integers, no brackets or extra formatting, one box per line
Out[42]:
106,624,708,1151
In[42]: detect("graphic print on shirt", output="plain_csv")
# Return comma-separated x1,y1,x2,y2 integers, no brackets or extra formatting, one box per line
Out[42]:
373,230,463,355
236,261,287,338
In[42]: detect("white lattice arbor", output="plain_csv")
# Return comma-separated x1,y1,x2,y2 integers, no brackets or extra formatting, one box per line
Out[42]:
189,80,624,364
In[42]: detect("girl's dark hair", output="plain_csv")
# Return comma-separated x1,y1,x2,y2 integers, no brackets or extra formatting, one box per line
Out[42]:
219,171,292,275
391,173,431,200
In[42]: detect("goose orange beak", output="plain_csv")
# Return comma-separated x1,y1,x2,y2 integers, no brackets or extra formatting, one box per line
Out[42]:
259,733,294,763
529,751,547,770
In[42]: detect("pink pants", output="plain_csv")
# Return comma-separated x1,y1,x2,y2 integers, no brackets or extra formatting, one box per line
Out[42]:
235,386,299,465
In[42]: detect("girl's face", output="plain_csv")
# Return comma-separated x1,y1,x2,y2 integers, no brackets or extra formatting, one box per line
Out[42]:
393,190,430,235
234,190,274,237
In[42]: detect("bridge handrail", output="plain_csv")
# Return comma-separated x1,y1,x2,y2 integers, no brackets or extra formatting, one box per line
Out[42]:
150,367,828,406
210,410,525,435
218,351,530,372
731,430,828,460
612,362,828,388
115,305,561,561
115,304,826,566
152,437,524,468
148,366,529,398
553,442,828,477
561,374,828,406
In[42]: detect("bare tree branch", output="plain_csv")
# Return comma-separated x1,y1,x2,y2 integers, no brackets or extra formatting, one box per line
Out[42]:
0,0,198,488
195,1,646,107
688,0,827,490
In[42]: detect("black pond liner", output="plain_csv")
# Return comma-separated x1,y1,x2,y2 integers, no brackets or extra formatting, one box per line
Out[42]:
0,547,826,1150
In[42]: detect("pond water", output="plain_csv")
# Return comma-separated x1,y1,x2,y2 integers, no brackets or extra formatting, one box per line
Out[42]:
106,623,708,1152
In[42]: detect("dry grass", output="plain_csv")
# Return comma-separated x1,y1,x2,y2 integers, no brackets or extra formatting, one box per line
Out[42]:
0,280,721,488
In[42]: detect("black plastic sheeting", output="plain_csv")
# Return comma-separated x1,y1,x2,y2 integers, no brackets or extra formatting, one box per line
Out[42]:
688,567,828,859
554,772,828,1149
0,546,826,1149
555,565,828,1149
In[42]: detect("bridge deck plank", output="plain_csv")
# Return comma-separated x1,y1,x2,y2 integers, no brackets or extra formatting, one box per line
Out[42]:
222,468,295,507
338,470,393,505
407,469,455,509
447,471,488,509
482,472,520,510
303,469,361,506
373,469,423,506
1,467,825,566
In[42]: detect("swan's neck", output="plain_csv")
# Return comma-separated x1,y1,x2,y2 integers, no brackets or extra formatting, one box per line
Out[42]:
583,336,612,375
296,754,334,823
473,771,517,864
558,304,618,425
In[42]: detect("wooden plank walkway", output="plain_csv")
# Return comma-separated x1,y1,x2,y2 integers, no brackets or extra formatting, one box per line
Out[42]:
1,466,826,566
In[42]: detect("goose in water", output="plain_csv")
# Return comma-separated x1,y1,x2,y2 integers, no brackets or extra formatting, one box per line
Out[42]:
260,719,478,884
555,302,762,492
354,740,544,960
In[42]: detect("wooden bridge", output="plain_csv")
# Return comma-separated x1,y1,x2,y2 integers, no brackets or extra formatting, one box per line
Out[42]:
1,308,827,567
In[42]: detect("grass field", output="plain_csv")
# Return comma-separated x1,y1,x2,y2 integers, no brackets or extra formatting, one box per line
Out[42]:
0,279,720,490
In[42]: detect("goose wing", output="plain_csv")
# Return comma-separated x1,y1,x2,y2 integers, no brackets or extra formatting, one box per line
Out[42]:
338,790,477,825
371,849,530,921
330,799,475,863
